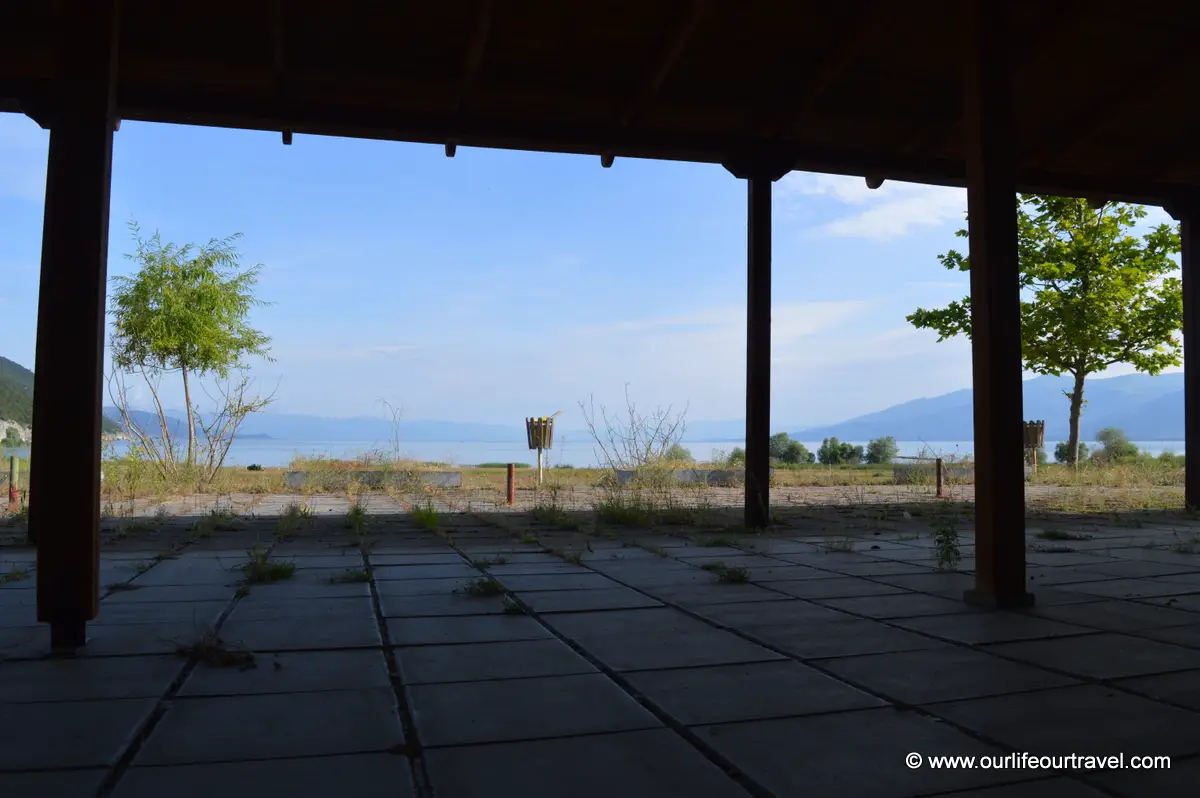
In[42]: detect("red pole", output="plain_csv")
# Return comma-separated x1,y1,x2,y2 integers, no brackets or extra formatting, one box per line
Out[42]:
506,463,515,506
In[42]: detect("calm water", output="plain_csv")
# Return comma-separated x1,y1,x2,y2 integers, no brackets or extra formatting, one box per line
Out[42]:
7,437,1173,468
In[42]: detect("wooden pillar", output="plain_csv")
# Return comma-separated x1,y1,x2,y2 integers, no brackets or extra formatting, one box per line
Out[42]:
29,0,119,649
745,176,772,529
960,0,1032,608
1178,204,1200,509
723,156,792,529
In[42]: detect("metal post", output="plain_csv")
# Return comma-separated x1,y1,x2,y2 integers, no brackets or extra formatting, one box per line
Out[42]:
506,463,515,506
537,449,543,485
935,458,944,499
8,456,18,513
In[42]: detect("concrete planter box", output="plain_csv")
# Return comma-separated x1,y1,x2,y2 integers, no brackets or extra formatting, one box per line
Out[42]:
284,470,462,490
612,468,773,487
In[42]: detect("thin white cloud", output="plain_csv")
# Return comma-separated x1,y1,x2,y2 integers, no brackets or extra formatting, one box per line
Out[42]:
779,173,966,241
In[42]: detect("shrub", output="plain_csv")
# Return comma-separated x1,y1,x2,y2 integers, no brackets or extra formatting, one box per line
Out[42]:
1094,427,1140,462
818,437,864,465
769,432,814,465
1053,441,1089,463
864,436,899,465
663,443,694,463
727,446,746,466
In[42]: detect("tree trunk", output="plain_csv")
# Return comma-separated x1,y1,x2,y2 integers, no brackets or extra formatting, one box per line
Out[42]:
181,365,196,467
1066,369,1087,465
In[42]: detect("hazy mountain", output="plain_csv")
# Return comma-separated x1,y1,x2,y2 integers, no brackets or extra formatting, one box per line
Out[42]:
0,356,121,434
792,373,1186,441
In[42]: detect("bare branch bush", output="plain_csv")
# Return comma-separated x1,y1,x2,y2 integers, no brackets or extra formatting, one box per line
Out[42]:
107,357,275,490
579,384,688,471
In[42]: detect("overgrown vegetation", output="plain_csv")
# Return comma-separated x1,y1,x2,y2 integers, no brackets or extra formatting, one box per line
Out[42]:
910,197,1182,465
107,221,275,484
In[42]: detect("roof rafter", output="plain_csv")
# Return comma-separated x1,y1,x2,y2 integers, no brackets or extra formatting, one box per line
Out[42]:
760,0,891,140
452,0,496,115
619,0,708,128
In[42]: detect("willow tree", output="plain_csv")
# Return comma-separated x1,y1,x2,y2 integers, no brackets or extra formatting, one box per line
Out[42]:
109,222,273,469
908,197,1181,465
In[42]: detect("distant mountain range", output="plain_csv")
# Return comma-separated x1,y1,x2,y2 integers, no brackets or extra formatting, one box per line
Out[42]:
792,373,1186,442
99,372,1187,446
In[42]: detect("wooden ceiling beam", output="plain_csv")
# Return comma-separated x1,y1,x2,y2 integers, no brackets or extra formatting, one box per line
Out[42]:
269,0,291,143
104,81,1194,207
899,2,1093,157
619,0,707,128
760,0,891,140
1029,70,1191,172
453,0,496,115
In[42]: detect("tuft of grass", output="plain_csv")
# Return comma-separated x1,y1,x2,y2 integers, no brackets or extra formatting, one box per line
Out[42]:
502,594,527,614
110,518,158,541
822,538,856,552
933,512,961,570
699,536,736,548
1035,529,1089,541
242,544,296,584
345,502,368,535
190,507,241,538
471,555,509,568
700,561,751,583
105,581,140,592
531,503,579,528
411,501,439,531
176,630,256,670
275,501,314,540
0,566,32,584
329,568,371,583
457,576,506,596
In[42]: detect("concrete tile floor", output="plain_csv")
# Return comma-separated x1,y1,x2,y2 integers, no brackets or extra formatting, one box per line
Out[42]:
1,510,1199,797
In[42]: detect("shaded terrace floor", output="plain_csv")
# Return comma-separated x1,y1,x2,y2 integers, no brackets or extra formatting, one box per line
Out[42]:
3,497,1200,797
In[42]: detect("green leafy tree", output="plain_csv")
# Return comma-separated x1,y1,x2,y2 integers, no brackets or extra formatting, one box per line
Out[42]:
727,446,746,466
1054,440,1089,463
1095,427,1139,462
663,442,694,463
769,432,814,465
818,437,864,466
2,427,22,447
908,197,1181,466
865,436,899,464
109,222,273,468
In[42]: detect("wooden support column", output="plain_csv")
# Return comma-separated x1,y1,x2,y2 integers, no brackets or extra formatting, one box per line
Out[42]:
745,176,772,529
723,156,793,529
30,0,119,650
1172,202,1200,509
960,0,1032,609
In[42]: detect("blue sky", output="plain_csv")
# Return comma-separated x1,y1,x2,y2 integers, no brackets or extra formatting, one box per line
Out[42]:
0,113,1178,428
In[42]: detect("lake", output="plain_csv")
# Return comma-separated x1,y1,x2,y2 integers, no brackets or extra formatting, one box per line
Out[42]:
16,437,1175,468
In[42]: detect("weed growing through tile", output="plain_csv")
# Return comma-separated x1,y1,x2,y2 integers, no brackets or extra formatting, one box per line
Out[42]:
0,566,31,584
242,544,296,584
699,536,736,548
700,562,751,583
105,581,140,592
502,594,527,614
191,507,241,538
1036,529,1089,542
275,501,314,540
457,576,506,597
471,554,509,568
176,631,256,670
329,568,371,583
345,502,368,535
412,501,439,531
822,538,856,552
933,512,961,570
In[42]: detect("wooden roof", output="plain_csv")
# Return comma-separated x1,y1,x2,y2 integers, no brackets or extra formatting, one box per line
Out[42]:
1,0,1197,206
